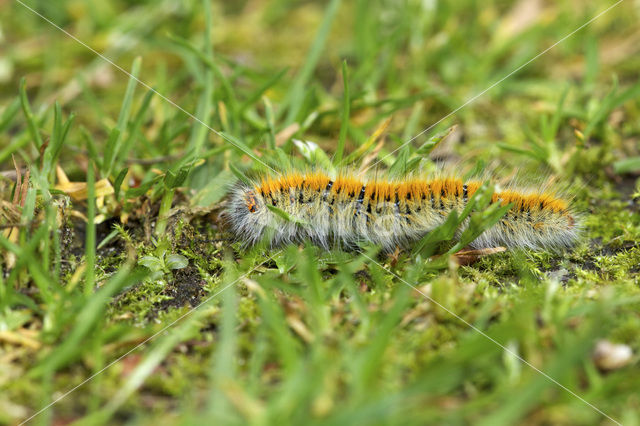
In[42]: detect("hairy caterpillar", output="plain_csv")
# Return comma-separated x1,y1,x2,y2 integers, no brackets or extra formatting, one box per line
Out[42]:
225,171,579,252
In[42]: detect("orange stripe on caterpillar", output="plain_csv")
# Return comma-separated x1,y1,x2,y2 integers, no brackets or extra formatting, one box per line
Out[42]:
226,171,579,251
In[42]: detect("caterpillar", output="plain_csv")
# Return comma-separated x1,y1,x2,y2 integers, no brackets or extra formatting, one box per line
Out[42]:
225,171,580,252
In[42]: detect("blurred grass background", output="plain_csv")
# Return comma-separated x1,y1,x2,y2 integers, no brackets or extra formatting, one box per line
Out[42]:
1,0,640,424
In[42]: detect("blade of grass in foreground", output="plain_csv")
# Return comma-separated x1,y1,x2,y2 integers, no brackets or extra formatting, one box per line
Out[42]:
208,263,240,419
0,224,56,306
28,265,147,378
350,284,412,399
81,308,208,425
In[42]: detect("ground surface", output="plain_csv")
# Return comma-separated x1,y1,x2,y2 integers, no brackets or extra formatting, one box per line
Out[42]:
1,0,640,425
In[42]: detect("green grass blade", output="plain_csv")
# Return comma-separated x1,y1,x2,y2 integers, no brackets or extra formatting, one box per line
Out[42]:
29,266,147,378
334,60,350,165
240,68,288,113
188,0,215,155
283,0,342,124
0,97,20,132
103,57,141,177
613,156,640,174
19,77,43,149
208,264,239,416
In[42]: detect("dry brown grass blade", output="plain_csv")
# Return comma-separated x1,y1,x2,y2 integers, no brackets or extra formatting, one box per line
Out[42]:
19,168,30,208
3,156,29,269
356,117,393,173
276,123,301,146
12,156,22,205
286,313,315,343
9,154,30,208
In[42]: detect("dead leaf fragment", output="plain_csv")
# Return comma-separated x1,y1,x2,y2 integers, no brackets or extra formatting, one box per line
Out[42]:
452,247,506,266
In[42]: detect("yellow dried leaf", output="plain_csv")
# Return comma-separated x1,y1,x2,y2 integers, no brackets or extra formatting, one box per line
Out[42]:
55,178,114,201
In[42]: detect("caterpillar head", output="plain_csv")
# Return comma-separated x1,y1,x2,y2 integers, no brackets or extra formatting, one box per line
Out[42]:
225,185,272,246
